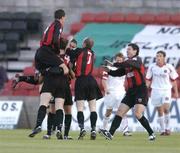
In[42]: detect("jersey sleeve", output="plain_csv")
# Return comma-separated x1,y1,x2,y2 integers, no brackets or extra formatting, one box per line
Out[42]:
53,22,62,51
146,64,153,80
168,64,178,80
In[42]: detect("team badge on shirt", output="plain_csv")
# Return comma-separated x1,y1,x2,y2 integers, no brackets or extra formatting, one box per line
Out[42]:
164,70,167,73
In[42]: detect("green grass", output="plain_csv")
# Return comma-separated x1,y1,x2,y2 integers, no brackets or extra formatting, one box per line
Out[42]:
0,130,179,153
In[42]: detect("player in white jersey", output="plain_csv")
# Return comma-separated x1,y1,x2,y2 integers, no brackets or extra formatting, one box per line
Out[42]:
146,51,179,135
101,53,132,136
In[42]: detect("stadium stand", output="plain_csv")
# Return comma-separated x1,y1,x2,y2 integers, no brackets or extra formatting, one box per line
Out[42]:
94,12,110,23
139,13,155,24
80,12,96,23
1,11,180,97
170,13,180,25
109,13,125,23
155,13,170,25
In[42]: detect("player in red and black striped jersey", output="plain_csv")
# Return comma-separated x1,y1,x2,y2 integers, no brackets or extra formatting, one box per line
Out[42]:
28,9,71,139
69,37,103,140
43,38,76,140
34,9,65,74
99,43,155,141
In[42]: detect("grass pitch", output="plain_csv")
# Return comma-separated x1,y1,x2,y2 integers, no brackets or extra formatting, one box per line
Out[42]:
0,129,179,153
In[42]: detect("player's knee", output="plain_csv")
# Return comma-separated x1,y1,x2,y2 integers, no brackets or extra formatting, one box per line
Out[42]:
134,111,142,119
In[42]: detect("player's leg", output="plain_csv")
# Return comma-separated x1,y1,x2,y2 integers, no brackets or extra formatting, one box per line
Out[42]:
121,116,132,136
163,103,171,135
156,106,165,135
55,98,65,140
109,103,130,136
43,102,56,139
12,74,39,88
102,109,112,130
134,104,155,140
102,94,114,130
99,102,130,140
88,99,97,140
63,82,73,140
76,100,86,140
63,105,73,140
29,92,52,137
162,90,171,135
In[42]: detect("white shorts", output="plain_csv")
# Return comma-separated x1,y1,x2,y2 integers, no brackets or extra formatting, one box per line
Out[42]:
103,91,125,109
151,89,171,107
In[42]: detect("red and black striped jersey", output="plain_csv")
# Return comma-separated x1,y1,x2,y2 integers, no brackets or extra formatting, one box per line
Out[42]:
40,20,63,54
109,56,145,89
68,47,95,77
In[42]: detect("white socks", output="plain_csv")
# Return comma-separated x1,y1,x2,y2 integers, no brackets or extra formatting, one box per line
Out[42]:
102,116,109,130
164,114,170,130
157,116,165,132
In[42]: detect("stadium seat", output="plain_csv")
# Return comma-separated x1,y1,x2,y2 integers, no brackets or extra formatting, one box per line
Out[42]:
155,13,170,25
0,42,7,54
0,32,4,41
125,13,140,23
170,13,180,25
27,12,42,33
0,12,13,21
12,89,29,96
0,80,14,95
28,89,39,96
94,12,110,23
12,21,27,40
139,13,155,24
23,66,35,75
15,82,35,90
0,21,12,31
70,22,85,35
4,32,20,42
81,12,96,23
5,41,18,52
109,13,125,23
12,21,27,31
12,12,27,21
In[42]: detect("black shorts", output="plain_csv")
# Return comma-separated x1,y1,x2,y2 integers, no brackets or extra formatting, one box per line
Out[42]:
48,86,73,106
35,46,62,73
40,75,72,100
121,84,148,108
75,75,103,101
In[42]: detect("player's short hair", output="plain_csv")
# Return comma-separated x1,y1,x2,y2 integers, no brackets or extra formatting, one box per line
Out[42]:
54,9,65,19
83,37,94,49
71,39,77,44
128,43,139,56
157,50,166,57
115,52,124,60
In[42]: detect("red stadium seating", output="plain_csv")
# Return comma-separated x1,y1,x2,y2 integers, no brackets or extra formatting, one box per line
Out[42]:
23,66,35,75
12,89,29,96
109,13,125,23
155,13,170,25
124,13,140,23
15,82,36,90
170,13,180,25
28,89,39,96
70,22,85,35
139,13,155,24
81,12,96,23
94,12,110,23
